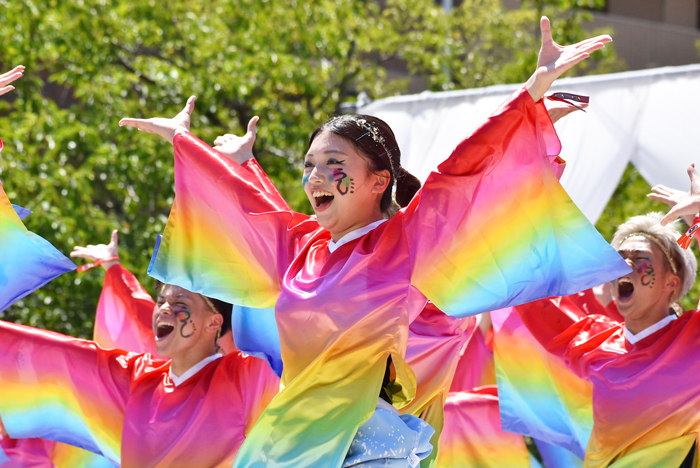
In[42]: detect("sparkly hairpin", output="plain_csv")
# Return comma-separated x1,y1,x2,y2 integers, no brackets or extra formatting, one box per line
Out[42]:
355,118,396,176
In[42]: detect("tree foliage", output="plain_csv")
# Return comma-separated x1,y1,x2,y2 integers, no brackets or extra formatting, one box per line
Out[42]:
0,0,619,338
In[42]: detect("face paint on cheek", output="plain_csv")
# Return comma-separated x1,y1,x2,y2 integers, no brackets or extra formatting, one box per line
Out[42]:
638,260,656,288
175,308,196,338
302,172,310,189
333,168,355,195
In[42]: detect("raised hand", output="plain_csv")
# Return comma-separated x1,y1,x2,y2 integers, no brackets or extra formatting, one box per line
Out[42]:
546,99,588,124
526,17,612,102
648,184,687,208
70,229,120,271
119,96,196,143
660,164,700,226
0,65,25,96
213,116,259,164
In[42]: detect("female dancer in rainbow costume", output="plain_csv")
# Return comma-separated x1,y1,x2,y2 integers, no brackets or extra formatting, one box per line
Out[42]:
118,16,626,467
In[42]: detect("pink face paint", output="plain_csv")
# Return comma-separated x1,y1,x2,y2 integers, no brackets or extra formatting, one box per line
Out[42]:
637,257,655,288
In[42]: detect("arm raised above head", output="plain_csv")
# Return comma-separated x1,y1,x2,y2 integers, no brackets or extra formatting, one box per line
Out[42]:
404,85,629,318
525,17,611,103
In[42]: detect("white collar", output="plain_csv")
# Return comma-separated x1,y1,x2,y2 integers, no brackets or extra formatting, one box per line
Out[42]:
624,315,677,344
328,219,387,253
169,353,222,387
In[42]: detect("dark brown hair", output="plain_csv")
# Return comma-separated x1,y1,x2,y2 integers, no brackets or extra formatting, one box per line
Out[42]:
309,114,421,215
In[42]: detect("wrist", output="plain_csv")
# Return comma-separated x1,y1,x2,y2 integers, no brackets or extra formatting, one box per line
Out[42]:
77,255,120,274
525,71,551,103
101,261,120,272
172,126,189,143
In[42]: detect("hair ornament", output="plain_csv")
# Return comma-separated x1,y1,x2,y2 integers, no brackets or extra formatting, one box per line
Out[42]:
355,118,396,176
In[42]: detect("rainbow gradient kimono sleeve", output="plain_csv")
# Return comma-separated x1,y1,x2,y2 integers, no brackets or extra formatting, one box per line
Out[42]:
436,387,531,468
492,307,593,459
93,263,160,357
0,182,76,312
148,134,320,308
406,86,630,317
0,321,132,466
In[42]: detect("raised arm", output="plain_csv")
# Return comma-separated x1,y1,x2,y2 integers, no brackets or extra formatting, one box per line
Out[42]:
402,18,625,318
120,101,320,307
515,295,621,378
71,230,160,356
0,321,136,465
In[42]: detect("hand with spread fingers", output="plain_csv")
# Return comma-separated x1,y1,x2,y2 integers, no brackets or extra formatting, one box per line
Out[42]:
70,230,121,271
213,116,259,165
526,17,612,102
0,65,25,96
656,164,700,226
648,182,696,226
119,96,195,143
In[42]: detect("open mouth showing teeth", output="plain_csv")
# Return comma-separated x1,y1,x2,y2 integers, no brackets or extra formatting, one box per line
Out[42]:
155,322,175,340
313,191,334,209
617,279,634,301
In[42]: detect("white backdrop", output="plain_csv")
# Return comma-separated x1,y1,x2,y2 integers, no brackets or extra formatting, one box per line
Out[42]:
359,64,700,222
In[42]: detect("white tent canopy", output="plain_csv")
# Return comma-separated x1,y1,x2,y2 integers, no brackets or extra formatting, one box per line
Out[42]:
359,64,700,222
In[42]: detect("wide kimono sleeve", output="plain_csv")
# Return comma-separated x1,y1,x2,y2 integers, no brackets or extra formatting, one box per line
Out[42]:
0,321,136,466
93,264,159,356
148,132,321,308
403,86,630,318
236,354,281,436
515,296,623,379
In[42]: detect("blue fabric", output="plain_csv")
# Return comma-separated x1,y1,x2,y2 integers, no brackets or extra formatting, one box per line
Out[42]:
231,304,283,377
535,439,584,468
343,408,435,468
0,185,76,312
11,204,31,221
0,446,8,465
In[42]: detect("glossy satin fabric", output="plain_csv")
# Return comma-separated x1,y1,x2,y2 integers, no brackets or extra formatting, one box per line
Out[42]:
449,320,496,393
517,295,700,467
147,86,629,467
400,305,471,468
1,264,160,468
435,387,531,467
11,204,30,221
0,181,76,312
492,306,594,459
93,264,161,358
0,320,280,468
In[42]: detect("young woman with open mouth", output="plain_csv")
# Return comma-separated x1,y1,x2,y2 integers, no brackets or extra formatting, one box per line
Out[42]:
117,16,621,468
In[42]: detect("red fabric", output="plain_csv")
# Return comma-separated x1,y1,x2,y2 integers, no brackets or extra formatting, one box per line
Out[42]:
517,295,700,466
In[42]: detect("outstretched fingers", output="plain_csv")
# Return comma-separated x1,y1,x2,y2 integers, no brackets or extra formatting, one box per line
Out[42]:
180,96,196,117
540,16,552,47
110,229,119,247
119,118,150,131
247,116,259,136
688,163,699,185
